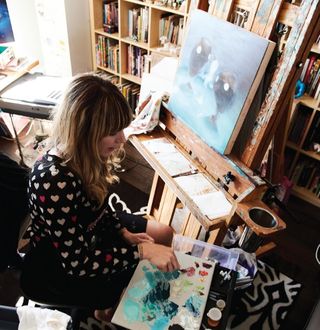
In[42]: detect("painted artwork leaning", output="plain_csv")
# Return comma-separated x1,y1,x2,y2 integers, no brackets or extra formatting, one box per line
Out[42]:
112,252,216,330
168,10,275,154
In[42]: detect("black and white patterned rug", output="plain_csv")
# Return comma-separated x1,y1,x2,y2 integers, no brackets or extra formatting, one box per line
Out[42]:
79,181,302,330
227,260,302,330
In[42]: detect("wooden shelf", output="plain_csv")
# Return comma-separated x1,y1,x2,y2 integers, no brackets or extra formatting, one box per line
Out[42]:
90,0,189,86
285,94,320,206
94,29,120,40
292,186,320,208
121,38,149,49
311,42,320,54
298,94,320,110
96,65,120,76
287,142,320,161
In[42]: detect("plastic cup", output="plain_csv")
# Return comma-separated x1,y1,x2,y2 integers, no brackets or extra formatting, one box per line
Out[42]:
207,307,222,327
216,299,226,310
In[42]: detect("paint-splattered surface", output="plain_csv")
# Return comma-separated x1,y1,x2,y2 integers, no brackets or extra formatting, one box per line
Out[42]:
112,252,215,330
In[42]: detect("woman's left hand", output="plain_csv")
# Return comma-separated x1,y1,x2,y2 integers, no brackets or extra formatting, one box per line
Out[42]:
121,228,154,245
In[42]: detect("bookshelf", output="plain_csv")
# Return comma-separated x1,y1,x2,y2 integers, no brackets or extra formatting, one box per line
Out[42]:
89,0,191,92
285,40,320,207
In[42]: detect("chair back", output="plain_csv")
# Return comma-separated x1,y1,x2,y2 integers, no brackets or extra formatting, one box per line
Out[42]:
0,152,29,272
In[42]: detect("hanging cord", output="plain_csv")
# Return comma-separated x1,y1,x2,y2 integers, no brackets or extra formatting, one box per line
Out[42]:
9,114,29,169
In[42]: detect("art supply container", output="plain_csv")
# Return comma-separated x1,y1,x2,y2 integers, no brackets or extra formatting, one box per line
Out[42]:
216,299,226,310
238,207,278,253
207,307,222,327
172,235,239,270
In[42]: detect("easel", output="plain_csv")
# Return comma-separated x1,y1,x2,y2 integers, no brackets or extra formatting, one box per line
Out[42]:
130,0,320,255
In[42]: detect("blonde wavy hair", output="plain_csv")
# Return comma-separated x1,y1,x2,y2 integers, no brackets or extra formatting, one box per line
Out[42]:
50,73,132,206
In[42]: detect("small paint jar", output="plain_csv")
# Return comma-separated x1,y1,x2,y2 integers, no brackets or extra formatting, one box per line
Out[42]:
216,299,226,310
207,307,222,327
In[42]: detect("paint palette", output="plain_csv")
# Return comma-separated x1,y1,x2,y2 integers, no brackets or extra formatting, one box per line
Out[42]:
112,251,216,330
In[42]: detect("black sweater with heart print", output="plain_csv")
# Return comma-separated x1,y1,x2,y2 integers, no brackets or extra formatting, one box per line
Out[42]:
27,153,139,278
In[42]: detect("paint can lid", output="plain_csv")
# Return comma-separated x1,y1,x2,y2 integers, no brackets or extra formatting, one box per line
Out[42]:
207,307,222,321
216,299,226,310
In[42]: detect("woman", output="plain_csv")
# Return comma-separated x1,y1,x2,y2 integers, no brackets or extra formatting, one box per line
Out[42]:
26,73,179,322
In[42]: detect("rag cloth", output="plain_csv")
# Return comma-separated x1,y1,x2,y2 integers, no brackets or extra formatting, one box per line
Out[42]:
125,90,164,137
17,305,71,330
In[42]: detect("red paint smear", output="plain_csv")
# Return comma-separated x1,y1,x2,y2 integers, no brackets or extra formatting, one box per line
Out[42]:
199,270,208,276
186,267,195,277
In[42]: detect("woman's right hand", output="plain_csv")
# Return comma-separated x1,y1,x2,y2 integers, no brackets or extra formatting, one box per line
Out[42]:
139,242,180,272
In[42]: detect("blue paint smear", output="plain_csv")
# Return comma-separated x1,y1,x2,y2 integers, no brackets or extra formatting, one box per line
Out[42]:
124,265,181,327
123,298,140,321
183,294,204,317
151,316,170,330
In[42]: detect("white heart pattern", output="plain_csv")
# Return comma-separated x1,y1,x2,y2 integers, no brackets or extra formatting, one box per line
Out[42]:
34,183,39,190
64,240,72,246
71,261,78,267
47,208,55,214
57,182,66,189
95,250,101,256
51,195,59,202
54,231,62,237
61,252,69,258
79,270,86,276
61,207,70,213
66,194,73,200
43,183,50,190
57,219,65,225
49,165,59,176
93,262,99,270
68,227,75,234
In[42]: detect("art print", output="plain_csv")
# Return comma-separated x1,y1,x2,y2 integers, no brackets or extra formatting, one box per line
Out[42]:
112,252,215,330
0,0,14,44
168,10,275,154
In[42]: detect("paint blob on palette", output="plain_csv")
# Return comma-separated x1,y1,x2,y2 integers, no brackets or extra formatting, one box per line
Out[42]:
112,251,216,330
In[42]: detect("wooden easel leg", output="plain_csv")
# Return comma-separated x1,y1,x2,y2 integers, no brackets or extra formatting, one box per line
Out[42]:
255,242,277,257
181,213,202,239
147,173,164,221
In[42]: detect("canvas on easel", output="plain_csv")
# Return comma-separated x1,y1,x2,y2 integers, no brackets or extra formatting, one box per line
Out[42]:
112,251,215,330
168,10,275,154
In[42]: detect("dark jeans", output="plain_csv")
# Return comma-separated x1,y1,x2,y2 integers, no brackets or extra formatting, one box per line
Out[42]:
20,239,135,310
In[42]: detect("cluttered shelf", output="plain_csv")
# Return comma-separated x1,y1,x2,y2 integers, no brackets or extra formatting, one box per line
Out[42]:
284,35,320,207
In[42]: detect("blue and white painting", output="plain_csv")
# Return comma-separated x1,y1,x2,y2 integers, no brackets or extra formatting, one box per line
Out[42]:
168,10,274,154
0,0,14,44
112,252,215,330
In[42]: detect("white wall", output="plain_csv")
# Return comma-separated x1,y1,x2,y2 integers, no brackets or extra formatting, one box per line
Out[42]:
6,0,43,62
7,0,92,76
64,0,93,75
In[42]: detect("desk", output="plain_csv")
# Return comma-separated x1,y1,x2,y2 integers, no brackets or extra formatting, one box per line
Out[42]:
0,59,39,93
0,70,63,119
